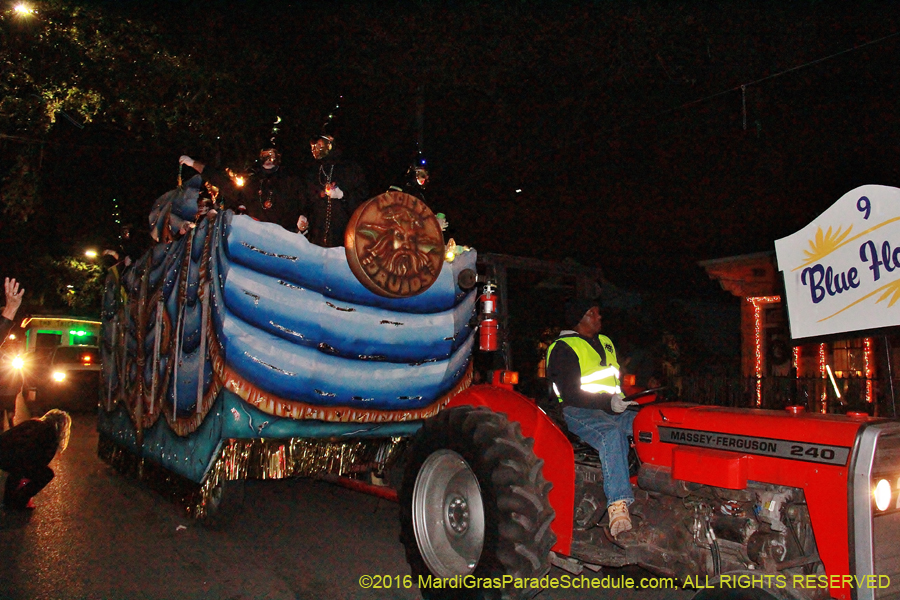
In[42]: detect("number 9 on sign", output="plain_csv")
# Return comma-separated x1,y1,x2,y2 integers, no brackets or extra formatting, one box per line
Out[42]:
857,195,871,220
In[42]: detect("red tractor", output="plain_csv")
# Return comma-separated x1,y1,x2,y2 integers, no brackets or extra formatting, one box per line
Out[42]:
395,255,900,600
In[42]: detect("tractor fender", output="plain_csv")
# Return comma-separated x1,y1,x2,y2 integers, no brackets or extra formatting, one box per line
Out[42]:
447,384,575,554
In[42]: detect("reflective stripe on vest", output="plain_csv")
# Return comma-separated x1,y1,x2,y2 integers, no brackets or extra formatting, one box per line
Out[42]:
547,334,621,402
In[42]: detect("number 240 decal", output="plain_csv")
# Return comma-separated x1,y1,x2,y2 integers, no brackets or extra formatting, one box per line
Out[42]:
791,445,836,460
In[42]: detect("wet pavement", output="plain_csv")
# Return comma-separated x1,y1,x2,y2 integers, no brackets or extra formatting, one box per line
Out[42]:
0,413,693,600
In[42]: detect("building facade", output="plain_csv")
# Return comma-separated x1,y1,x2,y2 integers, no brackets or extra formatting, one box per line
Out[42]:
701,252,887,415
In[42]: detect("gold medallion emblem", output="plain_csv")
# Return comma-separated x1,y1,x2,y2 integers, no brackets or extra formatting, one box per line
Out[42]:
345,191,445,298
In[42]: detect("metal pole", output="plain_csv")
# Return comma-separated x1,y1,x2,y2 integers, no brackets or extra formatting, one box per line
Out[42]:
884,335,897,418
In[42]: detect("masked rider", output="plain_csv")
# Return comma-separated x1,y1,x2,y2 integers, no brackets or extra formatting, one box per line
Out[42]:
298,132,367,247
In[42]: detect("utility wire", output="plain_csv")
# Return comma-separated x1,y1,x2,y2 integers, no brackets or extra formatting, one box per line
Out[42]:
652,29,900,119
490,28,900,190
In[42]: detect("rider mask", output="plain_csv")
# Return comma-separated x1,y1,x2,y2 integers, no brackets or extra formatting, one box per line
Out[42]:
310,136,333,161
259,148,280,170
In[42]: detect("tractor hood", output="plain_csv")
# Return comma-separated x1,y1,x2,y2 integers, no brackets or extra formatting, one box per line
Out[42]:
633,402,881,490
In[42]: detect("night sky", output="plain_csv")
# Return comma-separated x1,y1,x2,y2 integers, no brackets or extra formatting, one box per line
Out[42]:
5,1,900,307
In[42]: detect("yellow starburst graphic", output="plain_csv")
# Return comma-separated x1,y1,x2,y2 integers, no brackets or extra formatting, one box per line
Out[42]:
877,279,900,308
819,276,900,322
799,225,853,268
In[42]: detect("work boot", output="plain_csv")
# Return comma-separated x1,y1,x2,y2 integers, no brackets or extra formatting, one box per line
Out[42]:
608,500,632,537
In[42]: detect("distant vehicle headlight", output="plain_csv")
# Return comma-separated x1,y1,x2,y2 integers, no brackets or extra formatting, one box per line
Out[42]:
52,370,66,382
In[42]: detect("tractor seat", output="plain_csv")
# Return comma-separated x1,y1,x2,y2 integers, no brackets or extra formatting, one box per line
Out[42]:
539,399,603,463
540,399,638,475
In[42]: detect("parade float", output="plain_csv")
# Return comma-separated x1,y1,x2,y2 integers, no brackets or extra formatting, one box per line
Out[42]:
98,174,478,517
100,176,900,600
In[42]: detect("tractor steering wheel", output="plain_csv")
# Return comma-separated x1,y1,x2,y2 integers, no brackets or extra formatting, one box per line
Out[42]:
623,387,669,411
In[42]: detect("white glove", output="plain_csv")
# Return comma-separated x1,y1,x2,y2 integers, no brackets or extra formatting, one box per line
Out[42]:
325,184,344,199
610,393,638,414
297,215,309,232
179,155,195,168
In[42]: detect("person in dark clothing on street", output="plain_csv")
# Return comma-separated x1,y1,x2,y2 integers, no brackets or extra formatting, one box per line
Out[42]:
299,131,367,247
0,343,22,431
0,409,71,509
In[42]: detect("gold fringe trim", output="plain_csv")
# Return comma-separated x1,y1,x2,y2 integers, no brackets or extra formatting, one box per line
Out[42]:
100,434,407,520
192,436,406,520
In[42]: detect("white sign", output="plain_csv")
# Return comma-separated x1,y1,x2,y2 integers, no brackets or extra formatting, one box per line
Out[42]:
775,185,900,340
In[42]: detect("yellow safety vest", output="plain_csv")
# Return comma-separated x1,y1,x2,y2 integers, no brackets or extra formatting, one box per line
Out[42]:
547,334,621,402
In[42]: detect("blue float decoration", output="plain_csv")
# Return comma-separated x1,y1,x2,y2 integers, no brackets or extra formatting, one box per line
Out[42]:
99,180,476,485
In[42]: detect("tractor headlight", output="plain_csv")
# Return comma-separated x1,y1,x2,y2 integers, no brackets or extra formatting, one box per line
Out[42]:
874,478,892,512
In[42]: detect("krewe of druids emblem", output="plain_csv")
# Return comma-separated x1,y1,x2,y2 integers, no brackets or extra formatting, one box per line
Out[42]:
345,191,445,298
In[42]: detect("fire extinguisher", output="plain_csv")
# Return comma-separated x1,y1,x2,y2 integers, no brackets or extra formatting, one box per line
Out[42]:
479,282,498,351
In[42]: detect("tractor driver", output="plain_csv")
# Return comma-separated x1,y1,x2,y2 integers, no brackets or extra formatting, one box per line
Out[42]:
546,298,638,537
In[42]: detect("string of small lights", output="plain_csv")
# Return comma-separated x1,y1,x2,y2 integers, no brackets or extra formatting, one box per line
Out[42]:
748,295,781,407
864,337,874,404
819,343,828,412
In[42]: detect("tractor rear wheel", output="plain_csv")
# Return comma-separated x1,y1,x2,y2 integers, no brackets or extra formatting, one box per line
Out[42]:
399,405,556,599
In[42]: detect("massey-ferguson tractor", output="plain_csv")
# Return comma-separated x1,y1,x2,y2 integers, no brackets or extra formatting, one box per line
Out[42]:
396,251,900,600
406,381,900,600
100,178,899,600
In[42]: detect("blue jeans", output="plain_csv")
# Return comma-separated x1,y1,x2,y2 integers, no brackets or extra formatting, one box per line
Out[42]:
563,406,636,507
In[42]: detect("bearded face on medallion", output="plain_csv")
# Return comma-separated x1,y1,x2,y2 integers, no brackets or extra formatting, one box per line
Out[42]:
345,192,445,298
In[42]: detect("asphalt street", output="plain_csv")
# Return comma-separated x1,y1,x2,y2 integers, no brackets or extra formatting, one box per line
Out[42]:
0,413,694,600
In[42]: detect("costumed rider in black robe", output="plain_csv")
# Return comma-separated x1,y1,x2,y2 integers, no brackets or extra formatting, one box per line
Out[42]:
102,223,144,272
181,142,302,231
178,155,242,210
388,153,430,200
387,153,448,233
238,144,303,231
299,128,367,248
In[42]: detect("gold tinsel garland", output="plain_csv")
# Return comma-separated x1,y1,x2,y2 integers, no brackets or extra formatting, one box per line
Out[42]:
192,436,406,519
100,433,408,520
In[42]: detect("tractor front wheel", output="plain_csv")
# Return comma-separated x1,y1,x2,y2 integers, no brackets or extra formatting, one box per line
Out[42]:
399,406,556,599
